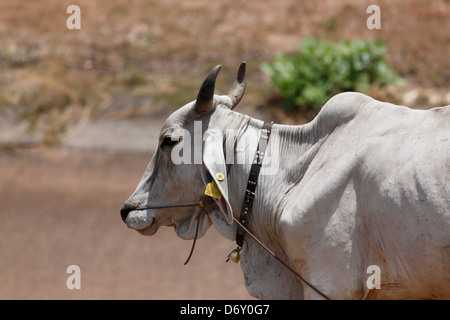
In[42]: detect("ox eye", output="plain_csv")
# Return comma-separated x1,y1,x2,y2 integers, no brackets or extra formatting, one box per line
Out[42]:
160,136,180,149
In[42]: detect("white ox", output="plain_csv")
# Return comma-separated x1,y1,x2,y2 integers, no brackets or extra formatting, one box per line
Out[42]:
121,63,450,299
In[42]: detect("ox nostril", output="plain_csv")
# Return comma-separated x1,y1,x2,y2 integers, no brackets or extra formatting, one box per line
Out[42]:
120,204,134,223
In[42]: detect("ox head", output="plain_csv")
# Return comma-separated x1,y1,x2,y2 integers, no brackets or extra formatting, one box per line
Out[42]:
120,62,247,239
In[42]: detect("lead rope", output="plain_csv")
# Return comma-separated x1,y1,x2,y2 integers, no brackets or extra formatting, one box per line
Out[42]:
138,197,330,299
183,197,214,265
180,194,330,299
232,217,331,300
229,121,331,300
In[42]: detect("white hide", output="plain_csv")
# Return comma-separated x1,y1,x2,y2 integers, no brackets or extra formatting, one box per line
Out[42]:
123,88,450,299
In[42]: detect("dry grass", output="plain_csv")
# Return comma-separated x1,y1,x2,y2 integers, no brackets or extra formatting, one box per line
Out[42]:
0,0,449,143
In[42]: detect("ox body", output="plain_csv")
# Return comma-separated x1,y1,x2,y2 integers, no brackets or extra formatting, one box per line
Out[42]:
121,63,450,299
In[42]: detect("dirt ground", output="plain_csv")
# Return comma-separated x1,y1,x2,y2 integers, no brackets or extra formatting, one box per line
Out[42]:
0,147,252,299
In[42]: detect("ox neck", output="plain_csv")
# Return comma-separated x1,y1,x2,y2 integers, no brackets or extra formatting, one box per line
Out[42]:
214,108,326,244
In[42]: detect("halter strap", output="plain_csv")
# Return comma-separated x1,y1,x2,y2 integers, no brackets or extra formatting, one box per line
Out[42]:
235,122,273,248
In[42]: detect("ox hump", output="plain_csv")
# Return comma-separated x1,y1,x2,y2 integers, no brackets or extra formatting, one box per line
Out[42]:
315,92,374,131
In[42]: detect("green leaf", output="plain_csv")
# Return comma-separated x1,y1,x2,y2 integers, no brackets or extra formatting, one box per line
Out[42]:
261,38,403,113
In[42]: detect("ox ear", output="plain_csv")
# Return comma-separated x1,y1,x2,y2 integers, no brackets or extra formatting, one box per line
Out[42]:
202,129,233,225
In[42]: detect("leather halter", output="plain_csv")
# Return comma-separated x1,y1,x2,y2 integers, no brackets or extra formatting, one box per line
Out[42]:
236,121,273,248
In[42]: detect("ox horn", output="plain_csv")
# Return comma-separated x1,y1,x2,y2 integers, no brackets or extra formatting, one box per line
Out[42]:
194,64,222,114
228,61,246,109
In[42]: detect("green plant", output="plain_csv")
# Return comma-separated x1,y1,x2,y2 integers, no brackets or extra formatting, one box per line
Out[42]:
261,38,403,111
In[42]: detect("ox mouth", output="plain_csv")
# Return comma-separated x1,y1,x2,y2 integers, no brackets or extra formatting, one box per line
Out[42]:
125,209,158,235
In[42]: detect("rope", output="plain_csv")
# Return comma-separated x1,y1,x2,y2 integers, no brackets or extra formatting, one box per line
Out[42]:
184,206,206,265
232,217,331,300
134,198,330,299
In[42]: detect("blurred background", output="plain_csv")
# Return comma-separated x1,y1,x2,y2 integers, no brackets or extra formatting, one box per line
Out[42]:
0,0,449,299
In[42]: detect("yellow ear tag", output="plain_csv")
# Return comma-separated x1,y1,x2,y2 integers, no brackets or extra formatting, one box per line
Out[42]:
204,181,222,199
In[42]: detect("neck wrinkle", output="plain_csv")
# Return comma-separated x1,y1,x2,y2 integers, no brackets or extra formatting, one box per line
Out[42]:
229,116,328,247
213,107,329,248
